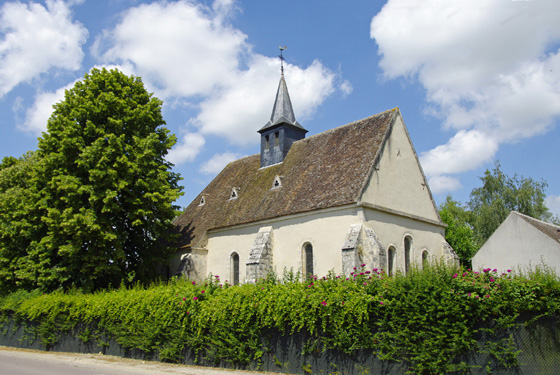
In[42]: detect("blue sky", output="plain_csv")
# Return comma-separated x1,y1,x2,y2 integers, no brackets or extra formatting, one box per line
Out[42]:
1,0,560,216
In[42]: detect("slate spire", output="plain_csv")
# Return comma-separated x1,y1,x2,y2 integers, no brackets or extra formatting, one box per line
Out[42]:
259,47,308,168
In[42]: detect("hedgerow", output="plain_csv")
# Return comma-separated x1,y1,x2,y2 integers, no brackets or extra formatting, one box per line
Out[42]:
1,263,559,374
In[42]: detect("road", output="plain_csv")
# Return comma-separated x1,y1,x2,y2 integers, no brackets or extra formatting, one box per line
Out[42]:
0,346,274,375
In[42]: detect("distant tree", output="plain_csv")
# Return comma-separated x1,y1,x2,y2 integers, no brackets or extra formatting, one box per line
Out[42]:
32,68,183,291
469,161,551,246
439,196,477,267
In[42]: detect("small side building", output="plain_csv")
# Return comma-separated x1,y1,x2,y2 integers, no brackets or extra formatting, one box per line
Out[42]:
472,211,560,274
172,71,457,283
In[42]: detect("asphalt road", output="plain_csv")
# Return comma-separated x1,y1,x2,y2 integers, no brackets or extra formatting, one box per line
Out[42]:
0,347,273,375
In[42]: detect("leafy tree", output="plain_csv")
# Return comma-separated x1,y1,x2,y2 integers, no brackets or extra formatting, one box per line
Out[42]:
439,196,477,267
469,161,551,246
31,68,183,291
0,152,45,294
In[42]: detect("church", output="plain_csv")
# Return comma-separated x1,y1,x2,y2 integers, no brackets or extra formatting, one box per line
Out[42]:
172,68,458,284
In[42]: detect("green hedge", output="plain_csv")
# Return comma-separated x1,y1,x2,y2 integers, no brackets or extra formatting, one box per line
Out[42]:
1,264,559,374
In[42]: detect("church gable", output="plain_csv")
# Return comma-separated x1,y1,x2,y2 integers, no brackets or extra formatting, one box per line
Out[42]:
359,111,440,222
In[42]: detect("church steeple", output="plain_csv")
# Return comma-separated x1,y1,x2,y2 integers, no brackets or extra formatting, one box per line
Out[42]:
259,47,308,168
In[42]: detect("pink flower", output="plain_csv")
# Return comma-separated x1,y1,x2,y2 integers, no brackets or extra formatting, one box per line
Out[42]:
193,296,198,301
321,301,327,306
182,297,186,301
380,301,384,305
507,269,512,273
192,281,196,285
361,264,366,267
453,273,458,278
201,290,205,294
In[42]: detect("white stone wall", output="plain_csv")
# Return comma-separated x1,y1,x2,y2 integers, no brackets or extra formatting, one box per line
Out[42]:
360,114,440,223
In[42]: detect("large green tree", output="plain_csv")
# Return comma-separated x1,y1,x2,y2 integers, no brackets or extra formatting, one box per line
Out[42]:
30,68,182,291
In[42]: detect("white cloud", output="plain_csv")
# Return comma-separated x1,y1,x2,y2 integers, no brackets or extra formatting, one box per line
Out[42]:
21,85,69,134
371,0,560,178
94,0,342,163
92,0,246,99
546,195,560,218
193,56,337,146
167,132,206,165
427,175,462,195
0,0,87,97
420,130,498,177
200,152,243,175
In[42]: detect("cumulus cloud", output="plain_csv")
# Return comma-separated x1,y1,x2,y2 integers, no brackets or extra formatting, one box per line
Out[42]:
193,56,337,145
371,0,560,192
427,175,462,196
94,0,342,163
92,0,246,98
0,0,87,97
167,132,206,165
200,152,243,175
20,85,69,134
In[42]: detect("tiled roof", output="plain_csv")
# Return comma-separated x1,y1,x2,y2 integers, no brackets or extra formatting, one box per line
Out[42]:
174,108,398,248
514,211,560,244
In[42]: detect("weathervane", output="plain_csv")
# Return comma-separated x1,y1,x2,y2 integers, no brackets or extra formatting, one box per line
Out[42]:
279,45,287,75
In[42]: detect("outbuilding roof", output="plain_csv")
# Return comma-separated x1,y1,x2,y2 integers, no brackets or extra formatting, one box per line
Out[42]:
514,211,560,243
174,108,399,248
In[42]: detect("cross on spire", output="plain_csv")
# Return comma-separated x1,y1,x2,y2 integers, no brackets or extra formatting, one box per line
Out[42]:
279,45,287,75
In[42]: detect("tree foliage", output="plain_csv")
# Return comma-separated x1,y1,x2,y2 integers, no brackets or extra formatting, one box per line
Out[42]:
0,68,182,292
0,152,44,293
439,196,477,267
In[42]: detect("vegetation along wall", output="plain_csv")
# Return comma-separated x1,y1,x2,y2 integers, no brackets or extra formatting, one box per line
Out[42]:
1,265,560,375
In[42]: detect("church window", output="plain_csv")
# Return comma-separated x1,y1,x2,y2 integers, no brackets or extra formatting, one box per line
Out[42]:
230,187,238,200
274,131,279,147
272,175,282,189
387,246,396,276
302,243,314,279
230,252,240,285
422,250,429,269
265,135,270,150
404,236,412,274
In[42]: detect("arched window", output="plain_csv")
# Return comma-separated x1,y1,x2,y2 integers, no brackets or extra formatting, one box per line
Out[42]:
387,246,396,276
422,250,429,269
230,252,239,285
302,243,313,279
274,131,279,147
404,236,412,274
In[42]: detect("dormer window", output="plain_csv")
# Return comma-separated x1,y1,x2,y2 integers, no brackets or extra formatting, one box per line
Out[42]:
229,187,239,200
271,175,283,189
199,195,206,206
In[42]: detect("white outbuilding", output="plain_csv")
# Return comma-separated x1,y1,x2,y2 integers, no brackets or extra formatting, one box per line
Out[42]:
472,211,560,274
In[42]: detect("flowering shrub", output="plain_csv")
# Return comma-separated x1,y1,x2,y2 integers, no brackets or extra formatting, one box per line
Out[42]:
1,265,559,374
